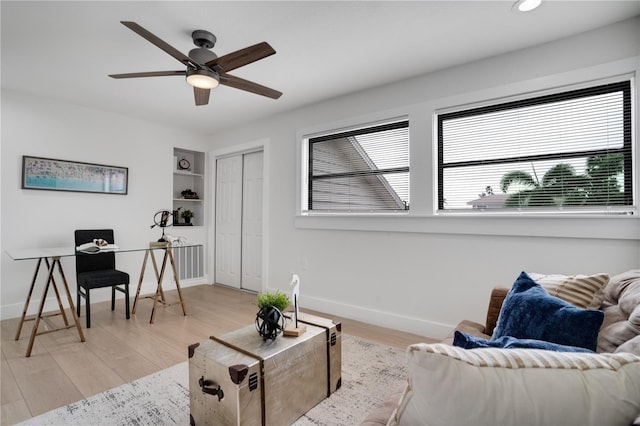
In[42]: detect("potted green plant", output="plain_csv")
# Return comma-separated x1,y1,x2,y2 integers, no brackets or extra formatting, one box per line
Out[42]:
255,290,291,341
181,209,194,224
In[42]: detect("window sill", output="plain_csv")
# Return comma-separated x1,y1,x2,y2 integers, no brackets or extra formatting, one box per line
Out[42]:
294,214,639,240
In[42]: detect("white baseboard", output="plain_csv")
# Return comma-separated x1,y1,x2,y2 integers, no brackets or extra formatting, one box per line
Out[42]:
295,293,454,341
0,278,207,321
3,281,452,342
2,298,67,322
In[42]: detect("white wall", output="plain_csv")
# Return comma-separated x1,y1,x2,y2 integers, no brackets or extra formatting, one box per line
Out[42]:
207,18,640,339
1,90,209,319
2,18,639,339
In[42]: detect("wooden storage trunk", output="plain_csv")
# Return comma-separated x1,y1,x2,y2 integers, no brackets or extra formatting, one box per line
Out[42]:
189,313,341,426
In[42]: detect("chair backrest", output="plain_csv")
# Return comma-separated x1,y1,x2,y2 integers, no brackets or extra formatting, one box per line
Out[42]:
75,229,116,273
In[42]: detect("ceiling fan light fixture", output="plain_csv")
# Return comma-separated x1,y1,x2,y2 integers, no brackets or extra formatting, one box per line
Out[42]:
111,22,281,103
512,0,542,12
186,68,219,89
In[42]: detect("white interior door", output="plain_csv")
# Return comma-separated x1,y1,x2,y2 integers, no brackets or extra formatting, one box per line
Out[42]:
215,155,243,288
215,151,263,291
241,151,263,292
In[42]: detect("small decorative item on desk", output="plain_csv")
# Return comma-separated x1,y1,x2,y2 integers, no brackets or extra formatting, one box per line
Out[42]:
76,239,119,253
284,273,306,336
181,209,194,225
162,233,186,246
255,290,291,341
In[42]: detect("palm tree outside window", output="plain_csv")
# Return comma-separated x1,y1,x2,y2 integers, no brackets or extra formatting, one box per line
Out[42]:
438,80,632,214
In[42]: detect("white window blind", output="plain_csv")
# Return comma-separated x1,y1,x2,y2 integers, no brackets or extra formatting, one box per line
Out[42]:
307,120,409,212
438,80,632,213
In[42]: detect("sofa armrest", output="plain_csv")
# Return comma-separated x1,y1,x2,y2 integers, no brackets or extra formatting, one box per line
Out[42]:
444,286,510,344
484,286,509,336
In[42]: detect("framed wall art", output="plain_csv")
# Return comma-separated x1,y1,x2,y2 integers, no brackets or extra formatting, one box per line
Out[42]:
22,156,128,195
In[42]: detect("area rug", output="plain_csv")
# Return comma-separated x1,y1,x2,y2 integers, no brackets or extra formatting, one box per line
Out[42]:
18,335,408,425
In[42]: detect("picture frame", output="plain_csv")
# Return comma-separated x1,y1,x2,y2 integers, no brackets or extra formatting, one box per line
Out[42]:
22,156,128,195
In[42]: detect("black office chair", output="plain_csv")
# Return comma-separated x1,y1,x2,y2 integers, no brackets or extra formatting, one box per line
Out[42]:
75,229,130,328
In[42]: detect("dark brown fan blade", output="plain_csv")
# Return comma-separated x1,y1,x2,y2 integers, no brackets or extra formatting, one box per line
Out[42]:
109,71,186,79
121,21,197,67
194,87,210,106
220,74,282,99
206,42,275,72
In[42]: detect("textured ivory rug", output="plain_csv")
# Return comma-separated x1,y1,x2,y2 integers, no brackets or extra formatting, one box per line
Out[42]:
18,335,408,425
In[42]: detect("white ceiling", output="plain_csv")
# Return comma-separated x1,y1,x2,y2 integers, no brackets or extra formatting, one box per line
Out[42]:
2,1,639,135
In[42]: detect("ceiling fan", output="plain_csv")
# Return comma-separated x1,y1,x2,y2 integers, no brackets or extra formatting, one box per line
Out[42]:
109,21,282,106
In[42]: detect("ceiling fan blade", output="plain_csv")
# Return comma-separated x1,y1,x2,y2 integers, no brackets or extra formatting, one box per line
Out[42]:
207,42,276,72
194,87,210,106
120,21,197,67
220,74,282,99
109,70,186,79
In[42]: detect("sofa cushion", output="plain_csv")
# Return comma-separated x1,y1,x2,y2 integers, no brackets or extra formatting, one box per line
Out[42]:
598,269,640,355
395,343,640,426
492,272,604,351
454,331,593,352
529,271,609,309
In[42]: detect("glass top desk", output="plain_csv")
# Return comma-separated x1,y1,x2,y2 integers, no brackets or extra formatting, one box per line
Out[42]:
6,243,202,357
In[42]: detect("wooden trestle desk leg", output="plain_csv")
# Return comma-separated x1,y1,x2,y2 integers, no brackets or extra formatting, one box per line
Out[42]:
132,251,145,315
133,247,188,324
150,249,166,305
150,249,169,324
17,256,85,357
150,248,187,324
167,248,187,317
132,248,164,315
47,258,70,328
53,257,85,342
15,258,44,341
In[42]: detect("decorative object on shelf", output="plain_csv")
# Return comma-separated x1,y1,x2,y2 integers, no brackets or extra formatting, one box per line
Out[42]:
284,274,306,337
255,290,291,341
181,189,199,199
173,149,204,231
22,155,128,195
181,209,195,225
150,209,173,242
178,157,191,171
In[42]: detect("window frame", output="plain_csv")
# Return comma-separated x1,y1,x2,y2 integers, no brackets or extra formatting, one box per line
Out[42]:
296,60,638,240
436,79,634,214
302,117,410,215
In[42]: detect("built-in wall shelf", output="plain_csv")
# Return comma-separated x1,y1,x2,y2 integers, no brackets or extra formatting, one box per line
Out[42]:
174,170,204,178
172,198,203,202
173,148,205,227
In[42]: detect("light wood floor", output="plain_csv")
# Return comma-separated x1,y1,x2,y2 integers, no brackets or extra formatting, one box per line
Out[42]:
1,284,435,425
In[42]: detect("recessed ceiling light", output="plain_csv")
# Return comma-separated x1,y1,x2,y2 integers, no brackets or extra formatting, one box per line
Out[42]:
512,0,542,13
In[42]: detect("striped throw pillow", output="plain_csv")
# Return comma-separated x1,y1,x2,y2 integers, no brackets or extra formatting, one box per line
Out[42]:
528,272,609,309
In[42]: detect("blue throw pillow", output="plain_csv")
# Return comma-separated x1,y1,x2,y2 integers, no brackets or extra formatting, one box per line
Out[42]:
454,331,593,353
491,271,604,351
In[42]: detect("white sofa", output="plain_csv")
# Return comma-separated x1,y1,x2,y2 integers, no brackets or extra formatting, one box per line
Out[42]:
362,270,640,426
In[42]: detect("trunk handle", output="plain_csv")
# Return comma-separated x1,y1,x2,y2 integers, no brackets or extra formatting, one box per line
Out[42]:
199,376,224,401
